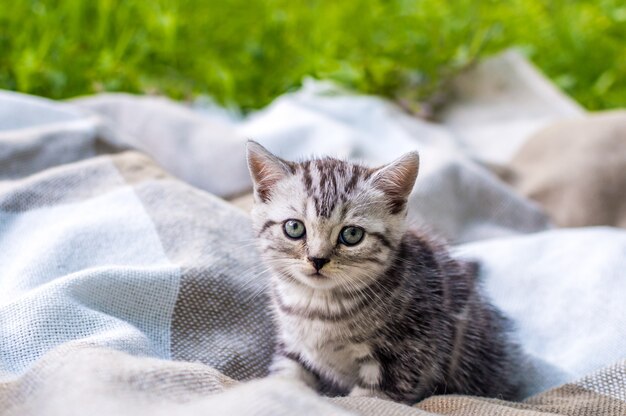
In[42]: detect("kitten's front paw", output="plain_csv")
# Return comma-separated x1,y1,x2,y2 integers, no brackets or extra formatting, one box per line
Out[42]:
269,356,317,389
348,386,390,400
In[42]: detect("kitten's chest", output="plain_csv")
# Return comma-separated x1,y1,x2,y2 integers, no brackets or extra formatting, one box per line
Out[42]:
279,315,365,385
272,283,381,386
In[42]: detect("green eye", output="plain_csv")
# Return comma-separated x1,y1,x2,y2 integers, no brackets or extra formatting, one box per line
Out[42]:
283,219,306,239
339,226,364,246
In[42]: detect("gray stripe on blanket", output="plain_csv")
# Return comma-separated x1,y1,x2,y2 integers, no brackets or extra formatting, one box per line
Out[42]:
0,119,124,181
0,151,182,374
113,154,275,380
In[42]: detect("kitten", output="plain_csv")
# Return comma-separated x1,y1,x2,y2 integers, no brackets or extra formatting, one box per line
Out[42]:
246,140,521,403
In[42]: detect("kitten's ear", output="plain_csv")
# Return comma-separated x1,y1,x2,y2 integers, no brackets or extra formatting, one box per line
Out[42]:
371,151,419,214
246,140,293,203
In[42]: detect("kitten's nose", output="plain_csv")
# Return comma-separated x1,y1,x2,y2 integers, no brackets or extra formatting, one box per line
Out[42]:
308,257,330,271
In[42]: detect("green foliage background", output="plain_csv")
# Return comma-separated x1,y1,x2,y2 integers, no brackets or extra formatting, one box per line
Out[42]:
1,0,624,110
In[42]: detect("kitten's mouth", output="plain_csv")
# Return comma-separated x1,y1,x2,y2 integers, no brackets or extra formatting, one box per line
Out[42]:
295,269,338,289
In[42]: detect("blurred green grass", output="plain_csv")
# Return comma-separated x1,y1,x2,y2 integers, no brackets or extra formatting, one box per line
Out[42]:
1,0,624,111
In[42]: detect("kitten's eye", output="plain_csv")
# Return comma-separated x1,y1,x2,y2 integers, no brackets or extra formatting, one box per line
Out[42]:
339,226,364,246
283,219,306,239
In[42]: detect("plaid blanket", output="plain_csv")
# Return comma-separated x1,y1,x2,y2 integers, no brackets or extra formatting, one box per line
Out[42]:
1,52,625,415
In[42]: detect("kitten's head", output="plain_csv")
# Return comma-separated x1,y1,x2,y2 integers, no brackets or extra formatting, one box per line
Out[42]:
247,141,418,290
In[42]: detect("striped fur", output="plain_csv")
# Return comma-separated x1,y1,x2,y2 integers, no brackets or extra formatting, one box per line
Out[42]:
246,141,521,404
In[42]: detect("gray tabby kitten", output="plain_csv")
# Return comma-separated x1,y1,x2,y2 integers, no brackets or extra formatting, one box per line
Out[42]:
246,140,521,404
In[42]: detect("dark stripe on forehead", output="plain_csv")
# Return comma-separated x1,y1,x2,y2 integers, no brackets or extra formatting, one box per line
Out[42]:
296,157,374,218
325,161,340,217
345,164,362,194
329,164,338,195
301,161,313,194
313,159,337,218
317,160,328,190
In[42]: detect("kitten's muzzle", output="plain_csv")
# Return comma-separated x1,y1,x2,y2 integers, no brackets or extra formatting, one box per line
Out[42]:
308,257,330,272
